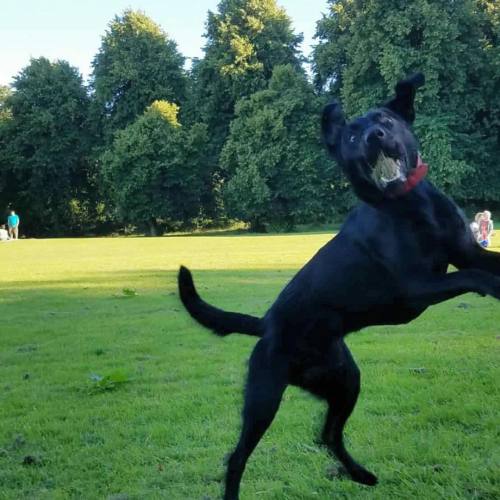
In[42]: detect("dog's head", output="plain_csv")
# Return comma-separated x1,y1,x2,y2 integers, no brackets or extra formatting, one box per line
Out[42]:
322,73,426,203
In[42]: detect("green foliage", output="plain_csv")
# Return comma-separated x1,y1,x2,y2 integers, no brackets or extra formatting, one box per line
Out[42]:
148,100,181,127
0,58,91,235
195,0,302,106
187,0,303,217
414,115,472,195
121,287,138,298
0,86,13,205
0,85,12,122
88,370,130,394
313,0,500,205
101,100,208,235
91,9,187,143
221,65,335,230
1,4,499,236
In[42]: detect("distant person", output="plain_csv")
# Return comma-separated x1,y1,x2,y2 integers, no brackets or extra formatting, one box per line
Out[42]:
0,224,9,241
7,210,20,240
470,212,482,243
478,210,494,248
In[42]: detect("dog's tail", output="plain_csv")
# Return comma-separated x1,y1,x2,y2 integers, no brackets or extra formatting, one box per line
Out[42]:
178,266,263,337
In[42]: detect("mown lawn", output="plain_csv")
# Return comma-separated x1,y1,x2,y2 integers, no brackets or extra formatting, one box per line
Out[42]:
0,232,499,499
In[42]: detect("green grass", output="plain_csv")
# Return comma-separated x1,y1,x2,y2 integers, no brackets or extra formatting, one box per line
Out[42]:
0,232,499,499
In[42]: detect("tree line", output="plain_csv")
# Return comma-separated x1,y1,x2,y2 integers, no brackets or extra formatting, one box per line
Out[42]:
0,0,498,236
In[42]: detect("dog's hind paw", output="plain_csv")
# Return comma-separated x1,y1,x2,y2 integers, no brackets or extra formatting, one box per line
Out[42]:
350,467,378,486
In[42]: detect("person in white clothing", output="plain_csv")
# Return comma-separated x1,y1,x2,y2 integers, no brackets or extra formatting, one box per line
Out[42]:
0,224,9,241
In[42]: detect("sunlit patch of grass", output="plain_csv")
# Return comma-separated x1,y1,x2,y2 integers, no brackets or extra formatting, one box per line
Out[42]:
0,231,498,499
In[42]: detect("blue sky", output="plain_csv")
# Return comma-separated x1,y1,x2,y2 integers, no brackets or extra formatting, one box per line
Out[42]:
0,0,330,86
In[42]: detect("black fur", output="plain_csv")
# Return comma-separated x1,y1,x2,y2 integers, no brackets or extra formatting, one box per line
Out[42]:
178,266,262,337
178,73,500,499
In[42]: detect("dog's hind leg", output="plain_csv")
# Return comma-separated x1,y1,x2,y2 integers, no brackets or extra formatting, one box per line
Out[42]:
320,340,378,486
224,338,288,500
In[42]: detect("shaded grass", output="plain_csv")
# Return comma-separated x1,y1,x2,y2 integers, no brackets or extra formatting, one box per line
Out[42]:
0,233,499,499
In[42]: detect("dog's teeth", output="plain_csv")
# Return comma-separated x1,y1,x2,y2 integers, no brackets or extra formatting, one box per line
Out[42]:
374,153,404,186
381,175,398,183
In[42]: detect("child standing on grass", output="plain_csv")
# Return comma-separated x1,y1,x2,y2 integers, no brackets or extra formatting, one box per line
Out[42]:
479,211,494,248
7,210,20,240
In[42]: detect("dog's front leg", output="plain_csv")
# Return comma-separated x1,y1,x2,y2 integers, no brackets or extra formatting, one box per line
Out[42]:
451,244,500,276
404,269,500,308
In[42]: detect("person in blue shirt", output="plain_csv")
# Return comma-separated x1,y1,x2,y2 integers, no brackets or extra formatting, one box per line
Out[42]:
7,210,20,240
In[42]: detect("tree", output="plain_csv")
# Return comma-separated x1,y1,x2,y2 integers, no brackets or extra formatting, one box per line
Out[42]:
91,10,187,143
313,0,500,206
101,101,207,235
1,58,91,235
191,0,302,122
0,86,11,122
0,86,13,212
187,0,303,217
221,65,335,231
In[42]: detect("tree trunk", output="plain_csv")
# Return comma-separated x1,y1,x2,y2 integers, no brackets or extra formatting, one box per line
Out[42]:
249,218,267,233
148,219,159,237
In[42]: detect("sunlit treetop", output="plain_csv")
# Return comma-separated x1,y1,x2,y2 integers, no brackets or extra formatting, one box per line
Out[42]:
91,9,186,141
147,100,180,128
205,0,302,79
106,9,167,41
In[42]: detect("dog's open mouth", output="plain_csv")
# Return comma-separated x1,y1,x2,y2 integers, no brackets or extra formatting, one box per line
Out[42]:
371,152,429,196
371,152,406,187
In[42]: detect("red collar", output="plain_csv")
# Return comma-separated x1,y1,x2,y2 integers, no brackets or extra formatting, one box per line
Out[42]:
392,155,428,197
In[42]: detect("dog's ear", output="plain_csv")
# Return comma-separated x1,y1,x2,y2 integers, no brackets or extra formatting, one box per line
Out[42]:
322,101,345,156
384,73,425,123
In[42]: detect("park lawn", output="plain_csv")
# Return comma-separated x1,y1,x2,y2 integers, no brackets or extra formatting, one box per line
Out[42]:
0,232,499,500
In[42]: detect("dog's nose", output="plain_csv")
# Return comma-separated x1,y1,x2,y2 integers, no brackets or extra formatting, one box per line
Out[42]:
364,126,386,145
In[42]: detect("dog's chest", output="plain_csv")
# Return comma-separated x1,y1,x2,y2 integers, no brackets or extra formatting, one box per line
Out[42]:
364,210,447,276
408,215,446,263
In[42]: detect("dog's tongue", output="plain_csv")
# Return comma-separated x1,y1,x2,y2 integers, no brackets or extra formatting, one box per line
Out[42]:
398,155,428,195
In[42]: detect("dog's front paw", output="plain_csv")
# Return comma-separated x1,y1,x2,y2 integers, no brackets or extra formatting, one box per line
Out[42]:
484,278,500,300
493,279,500,300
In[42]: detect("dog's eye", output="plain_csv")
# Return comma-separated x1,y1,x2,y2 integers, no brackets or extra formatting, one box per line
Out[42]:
349,134,356,143
382,118,393,128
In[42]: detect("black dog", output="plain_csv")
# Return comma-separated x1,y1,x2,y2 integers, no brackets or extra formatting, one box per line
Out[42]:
178,73,500,499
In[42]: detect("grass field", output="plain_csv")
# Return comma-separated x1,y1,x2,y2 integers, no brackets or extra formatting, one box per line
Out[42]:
0,231,499,499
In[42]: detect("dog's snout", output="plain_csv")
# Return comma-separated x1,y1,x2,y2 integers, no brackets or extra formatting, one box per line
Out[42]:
365,126,386,145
